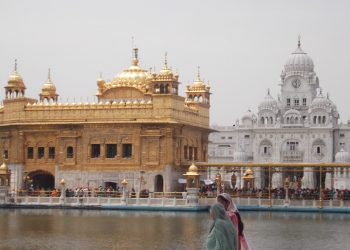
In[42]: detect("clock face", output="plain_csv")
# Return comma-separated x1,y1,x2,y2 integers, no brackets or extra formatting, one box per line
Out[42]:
292,78,301,88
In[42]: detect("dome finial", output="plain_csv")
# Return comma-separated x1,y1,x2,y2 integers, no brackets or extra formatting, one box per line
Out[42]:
164,52,168,68
298,34,301,48
132,47,139,66
99,72,103,79
267,88,270,95
48,68,51,81
14,59,18,72
196,66,201,81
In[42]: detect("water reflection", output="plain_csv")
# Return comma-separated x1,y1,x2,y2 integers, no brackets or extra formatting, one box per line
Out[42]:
0,209,350,250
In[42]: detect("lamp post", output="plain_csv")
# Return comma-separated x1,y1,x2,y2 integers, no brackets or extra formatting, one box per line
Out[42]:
60,178,66,205
121,178,128,204
183,162,200,205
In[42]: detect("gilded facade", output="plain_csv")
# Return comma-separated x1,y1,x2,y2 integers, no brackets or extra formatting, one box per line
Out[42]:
0,50,211,192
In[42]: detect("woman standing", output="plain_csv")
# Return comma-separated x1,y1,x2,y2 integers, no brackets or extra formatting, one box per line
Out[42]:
207,203,238,250
217,193,250,250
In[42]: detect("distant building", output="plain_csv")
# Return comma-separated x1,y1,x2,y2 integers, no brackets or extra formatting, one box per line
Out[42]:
209,39,350,190
0,49,211,192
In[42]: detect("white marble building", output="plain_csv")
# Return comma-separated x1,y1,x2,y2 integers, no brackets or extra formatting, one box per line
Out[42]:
208,39,350,190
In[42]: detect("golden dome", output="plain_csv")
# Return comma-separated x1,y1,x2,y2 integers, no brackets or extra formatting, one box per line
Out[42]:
0,161,8,175
7,60,26,89
158,52,174,79
41,69,57,95
183,162,200,176
109,48,152,91
187,66,209,92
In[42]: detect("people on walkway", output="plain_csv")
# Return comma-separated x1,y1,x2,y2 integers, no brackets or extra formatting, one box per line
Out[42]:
218,193,250,250
207,203,238,250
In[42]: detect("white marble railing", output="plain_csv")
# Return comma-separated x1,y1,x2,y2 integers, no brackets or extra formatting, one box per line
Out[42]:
4,196,350,208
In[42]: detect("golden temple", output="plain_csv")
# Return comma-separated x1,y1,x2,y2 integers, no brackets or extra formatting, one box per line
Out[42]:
0,49,211,192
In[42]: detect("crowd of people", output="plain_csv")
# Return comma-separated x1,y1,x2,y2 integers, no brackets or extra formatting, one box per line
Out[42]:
200,185,350,200
17,185,151,198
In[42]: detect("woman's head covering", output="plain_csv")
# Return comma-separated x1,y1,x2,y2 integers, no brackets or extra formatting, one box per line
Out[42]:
218,193,238,212
210,203,229,221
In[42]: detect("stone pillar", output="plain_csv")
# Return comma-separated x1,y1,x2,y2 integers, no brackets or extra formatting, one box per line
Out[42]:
186,187,199,205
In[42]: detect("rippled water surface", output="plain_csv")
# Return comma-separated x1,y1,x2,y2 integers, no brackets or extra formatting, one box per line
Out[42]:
0,209,349,250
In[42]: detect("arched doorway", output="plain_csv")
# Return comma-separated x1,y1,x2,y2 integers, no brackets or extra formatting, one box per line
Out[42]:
29,170,55,190
154,175,164,192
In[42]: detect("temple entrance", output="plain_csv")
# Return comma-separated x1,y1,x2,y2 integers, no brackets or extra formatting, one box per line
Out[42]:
28,170,55,190
154,175,163,192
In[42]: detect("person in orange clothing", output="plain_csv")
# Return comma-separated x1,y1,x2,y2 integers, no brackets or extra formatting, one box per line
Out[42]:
51,188,58,197
218,193,250,250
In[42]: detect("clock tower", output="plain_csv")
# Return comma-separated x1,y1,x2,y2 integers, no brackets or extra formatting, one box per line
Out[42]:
279,37,320,118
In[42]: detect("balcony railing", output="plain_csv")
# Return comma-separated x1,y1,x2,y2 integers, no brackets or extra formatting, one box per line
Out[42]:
281,150,303,162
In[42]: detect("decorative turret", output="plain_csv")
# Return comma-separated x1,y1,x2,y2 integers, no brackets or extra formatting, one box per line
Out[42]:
185,66,211,107
96,72,106,101
152,52,180,95
4,59,26,99
39,69,59,103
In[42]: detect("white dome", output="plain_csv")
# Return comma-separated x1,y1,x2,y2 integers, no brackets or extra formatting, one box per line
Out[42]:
258,90,277,111
310,90,337,112
242,110,256,121
335,149,350,163
284,42,314,73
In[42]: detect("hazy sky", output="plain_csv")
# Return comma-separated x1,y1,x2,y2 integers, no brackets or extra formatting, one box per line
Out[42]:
1,0,350,126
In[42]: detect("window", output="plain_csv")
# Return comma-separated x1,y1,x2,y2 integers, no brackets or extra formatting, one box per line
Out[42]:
184,146,188,159
67,146,74,158
287,141,298,151
106,144,117,158
244,135,250,139
264,146,268,154
303,98,307,106
49,147,55,159
3,150,8,159
340,134,345,138
316,146,321,154
287,98,290,107
221,137,226,139
194,147,198,161
189,146,193,160
294,99,299,106
122,144,132,158
91,144,100,158
27,147,34,159
38,147,45,159
228,137,233,140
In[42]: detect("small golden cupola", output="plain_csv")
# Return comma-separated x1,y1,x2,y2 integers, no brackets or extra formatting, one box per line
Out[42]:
185,66,211,107
39,69,58,103
152,52,180,95
96,72,106,101
5,59,26,99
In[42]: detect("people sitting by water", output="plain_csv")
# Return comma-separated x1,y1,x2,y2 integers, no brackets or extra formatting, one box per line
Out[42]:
218,193,250,250
207,202,238,250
